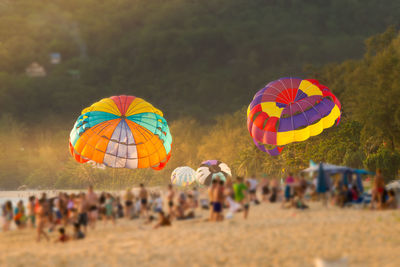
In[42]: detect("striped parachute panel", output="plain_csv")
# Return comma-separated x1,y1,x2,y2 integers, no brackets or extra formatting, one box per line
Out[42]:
247,78,341,156
171,167,196,187
69,95,172,170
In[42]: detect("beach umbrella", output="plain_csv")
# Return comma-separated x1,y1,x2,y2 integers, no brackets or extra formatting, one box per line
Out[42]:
171,166,196,187
386,180,400,190
69,95,172,170
196,160,231,186
247,78,341,155
317,163,329,193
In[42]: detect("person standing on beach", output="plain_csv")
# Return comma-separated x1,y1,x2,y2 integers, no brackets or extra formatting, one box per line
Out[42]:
105,193,116,225
124,188,134,219
208,179,218,220
167,184,175,217
87,185,99,229
77,193,89,234
27,196,36,228
14,200,27,229
139,184,149,218
36,199,49,242
261,178,270,202
246,175,259,204
372,169,385,209
2,201,13,232
192,187,199,208
233,177,249,219
212,180,225,221
282,173,295,208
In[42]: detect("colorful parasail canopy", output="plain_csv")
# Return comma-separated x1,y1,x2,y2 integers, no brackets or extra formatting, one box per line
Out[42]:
247,78,341,156
69,95,172,170
196,160,231,186
171,166,196,187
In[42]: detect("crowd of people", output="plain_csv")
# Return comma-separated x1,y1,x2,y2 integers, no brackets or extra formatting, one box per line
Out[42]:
1,170,398,242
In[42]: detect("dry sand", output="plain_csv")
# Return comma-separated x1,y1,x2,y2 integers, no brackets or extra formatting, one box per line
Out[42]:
0,202,399,267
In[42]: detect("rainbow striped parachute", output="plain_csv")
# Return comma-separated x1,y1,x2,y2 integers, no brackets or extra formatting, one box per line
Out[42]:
196,160,231,186
171,166,196,187
247,78,341,156
69,95,172,170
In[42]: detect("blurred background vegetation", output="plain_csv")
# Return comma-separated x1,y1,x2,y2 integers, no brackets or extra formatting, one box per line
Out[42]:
0,0,399,189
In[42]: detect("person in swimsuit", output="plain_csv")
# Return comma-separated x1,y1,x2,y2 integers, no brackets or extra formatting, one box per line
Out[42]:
105,193,116,225
139,184,148,218
36,199,50,242
282,173,295,208
246,175,259,204
87,185,99,229
261,178,270,202
99,192,107,221
56,227,69,243
212,180,225,222
77,193,89,233
153,211,171,229
124,188,134,219
27,196,36,228
208,179,218,221
373,169,385,209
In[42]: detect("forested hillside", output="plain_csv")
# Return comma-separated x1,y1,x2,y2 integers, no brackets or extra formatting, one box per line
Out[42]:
1,0,400,120
0,0,399,189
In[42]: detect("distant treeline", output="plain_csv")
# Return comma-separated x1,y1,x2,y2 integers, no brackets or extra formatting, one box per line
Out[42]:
0,1,399,189
1,0,400,120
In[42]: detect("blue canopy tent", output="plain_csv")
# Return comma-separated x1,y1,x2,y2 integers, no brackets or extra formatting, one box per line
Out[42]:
317,163,329,193
302,162,372,193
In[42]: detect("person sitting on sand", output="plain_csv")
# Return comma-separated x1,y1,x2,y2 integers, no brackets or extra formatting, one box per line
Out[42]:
153,211,171,229
73,222,85,240
384,190,397,210
56,227,69,243
175,192,189,220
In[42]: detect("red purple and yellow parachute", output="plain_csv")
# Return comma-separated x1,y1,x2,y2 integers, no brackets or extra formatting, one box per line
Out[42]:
69,95,172,170
247,78,341,156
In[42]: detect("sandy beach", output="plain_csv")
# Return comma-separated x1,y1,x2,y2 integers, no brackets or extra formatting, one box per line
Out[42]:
1,202,399,267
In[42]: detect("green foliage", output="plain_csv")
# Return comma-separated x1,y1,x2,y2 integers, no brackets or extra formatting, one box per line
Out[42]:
364,146,400,181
